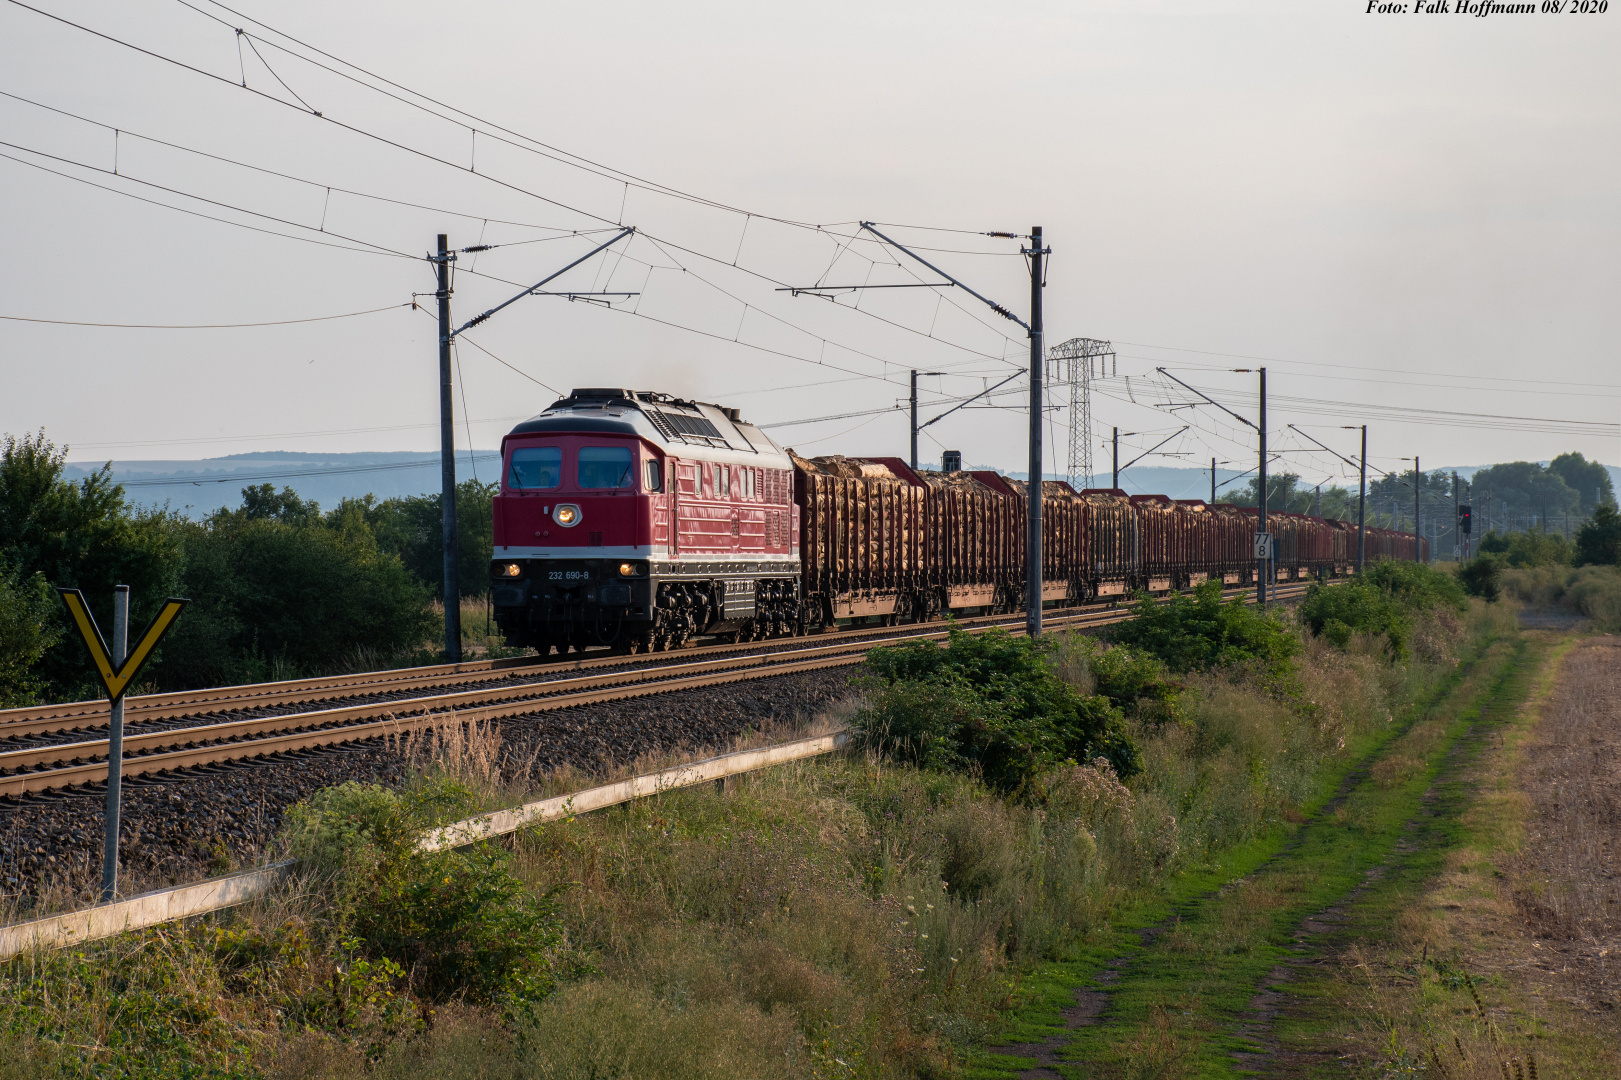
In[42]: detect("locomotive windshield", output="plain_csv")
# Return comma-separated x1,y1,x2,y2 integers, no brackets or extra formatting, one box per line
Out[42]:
508,446,561,489
578,446,635,489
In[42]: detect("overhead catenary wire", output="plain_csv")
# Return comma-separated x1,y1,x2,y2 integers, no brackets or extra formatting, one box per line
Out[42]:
0,85,610,238
0,302,411,329
5,2,1029,377
5,110,967,403
69,413,533,450
1117,340,1621,393
1112,350,1621,402
0,148,407,259
21,0,1605,461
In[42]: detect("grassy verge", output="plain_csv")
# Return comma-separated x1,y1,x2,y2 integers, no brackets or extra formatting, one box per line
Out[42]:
0,590,1507,1079
1270,630,1620,1078
967,608,1524,1079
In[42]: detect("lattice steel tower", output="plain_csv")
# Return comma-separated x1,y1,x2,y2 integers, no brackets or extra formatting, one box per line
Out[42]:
1046,337,1115,489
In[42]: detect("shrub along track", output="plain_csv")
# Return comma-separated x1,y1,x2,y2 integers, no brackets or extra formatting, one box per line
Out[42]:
977,625,1549,1080
0,584,1315,801
0,582,1313,747
0,586,1314,910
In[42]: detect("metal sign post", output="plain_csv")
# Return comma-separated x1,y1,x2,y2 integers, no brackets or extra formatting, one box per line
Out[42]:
58,587,187,902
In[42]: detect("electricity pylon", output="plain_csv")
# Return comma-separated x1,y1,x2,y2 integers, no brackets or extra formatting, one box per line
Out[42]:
1047,337,1114,489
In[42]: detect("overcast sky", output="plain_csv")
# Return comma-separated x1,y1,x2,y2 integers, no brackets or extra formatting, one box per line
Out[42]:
2,0,1617,490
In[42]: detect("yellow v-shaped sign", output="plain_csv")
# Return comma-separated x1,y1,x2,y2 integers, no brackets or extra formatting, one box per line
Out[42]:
58,589,189,702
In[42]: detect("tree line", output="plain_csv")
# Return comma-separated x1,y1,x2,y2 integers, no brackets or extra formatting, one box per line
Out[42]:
0,431,497,707
1220,453,1614,537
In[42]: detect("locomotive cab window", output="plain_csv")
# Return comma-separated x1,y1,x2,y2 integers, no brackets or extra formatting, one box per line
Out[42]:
508,446,561,490
644,459,662,492
578,446,635,489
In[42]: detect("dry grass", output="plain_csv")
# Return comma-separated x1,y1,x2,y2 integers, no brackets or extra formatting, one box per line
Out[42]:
1509,636,1621,995
1502,565,1621,632
0,603,1514,1078
1322,632,1620,1079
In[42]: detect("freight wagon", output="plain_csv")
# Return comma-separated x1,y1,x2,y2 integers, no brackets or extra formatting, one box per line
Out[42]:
489,389,1427,652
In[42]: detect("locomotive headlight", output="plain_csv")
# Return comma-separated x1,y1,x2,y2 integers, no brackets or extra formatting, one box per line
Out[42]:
553,503,581,527
494,562,522,578
618,562,643,577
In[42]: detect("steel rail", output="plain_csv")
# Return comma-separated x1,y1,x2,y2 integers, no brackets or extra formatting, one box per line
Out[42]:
0,604,1060,736
0,583,1316,799
0,651,873,797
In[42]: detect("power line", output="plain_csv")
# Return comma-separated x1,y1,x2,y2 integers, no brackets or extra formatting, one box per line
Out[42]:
1118,340,1621,392
1113,351,1621,401
8,2,1026,374
0,87,606,241
175,1,1071,257
0,302,410,329
0,148,405,258
0,136,414,257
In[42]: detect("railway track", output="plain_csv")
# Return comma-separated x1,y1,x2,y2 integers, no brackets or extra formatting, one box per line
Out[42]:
0,606,1060,741
0,582,1315,801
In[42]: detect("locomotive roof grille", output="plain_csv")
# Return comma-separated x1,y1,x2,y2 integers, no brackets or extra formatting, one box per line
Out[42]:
646,408,729,447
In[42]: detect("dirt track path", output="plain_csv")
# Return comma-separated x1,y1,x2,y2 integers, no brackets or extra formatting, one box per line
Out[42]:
1502,636,1621,1020
983,631,1545,1080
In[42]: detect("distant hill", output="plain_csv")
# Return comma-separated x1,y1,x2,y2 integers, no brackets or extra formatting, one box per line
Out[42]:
66,450,502,518
77,451,1617,520
1005,461,1621,503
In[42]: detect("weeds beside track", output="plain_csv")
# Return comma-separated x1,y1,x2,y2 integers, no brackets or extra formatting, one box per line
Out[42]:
0,585,1315,803
973,612,1547,1079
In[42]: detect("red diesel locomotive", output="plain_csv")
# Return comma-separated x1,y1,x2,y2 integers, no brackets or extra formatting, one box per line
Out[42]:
489,388,801,654
489,388,1427,654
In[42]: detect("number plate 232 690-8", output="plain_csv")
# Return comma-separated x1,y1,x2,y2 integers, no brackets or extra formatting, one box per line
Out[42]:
548,570,591,582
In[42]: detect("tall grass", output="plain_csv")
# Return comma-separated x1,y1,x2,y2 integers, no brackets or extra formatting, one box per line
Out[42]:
1501,564,1621,630
0,600,1508,1079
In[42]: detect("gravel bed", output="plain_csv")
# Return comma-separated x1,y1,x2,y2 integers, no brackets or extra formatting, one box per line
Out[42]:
0,665,860,915
0,629,896,756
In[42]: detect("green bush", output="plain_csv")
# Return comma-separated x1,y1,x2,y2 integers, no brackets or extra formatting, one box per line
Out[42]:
283,781,409,872
1481,528,1574,568
335,479,497,601
855,625,1139,791
284,779,563,1010
1107,579,1299,680
1457,553,1505,602
0,568,60,707
1361,559,1467,612
1300,560,1466,658
1501,564,1621,632
1575,505,1620,566
154,510,438,688
1050,633,1187,725
0,431,183,700
1299,579,1409,653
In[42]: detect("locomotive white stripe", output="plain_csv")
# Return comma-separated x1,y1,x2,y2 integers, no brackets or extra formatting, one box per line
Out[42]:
493,546,799,568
